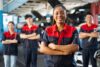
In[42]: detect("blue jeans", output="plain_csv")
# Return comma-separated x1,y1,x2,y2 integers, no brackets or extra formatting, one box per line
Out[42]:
3,55,17,67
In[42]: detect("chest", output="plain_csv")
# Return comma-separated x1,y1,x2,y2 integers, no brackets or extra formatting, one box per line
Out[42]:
47,31,74,45
4,33,16,39
22,27,38,34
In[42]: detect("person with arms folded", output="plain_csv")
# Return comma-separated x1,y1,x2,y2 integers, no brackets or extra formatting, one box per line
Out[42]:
2,21,20,67
79,13,99,67
38,4,79,67
20,14,41,67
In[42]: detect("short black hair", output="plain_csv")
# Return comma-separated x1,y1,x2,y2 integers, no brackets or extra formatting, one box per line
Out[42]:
85,12,92,16
8,21,15,25
53,4,66,11
25,14,32,19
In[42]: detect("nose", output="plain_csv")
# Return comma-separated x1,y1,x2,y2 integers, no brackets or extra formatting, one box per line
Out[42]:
57,13,62,17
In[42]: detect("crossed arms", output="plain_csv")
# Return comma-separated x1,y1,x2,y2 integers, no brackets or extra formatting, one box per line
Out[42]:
79,32,99,39
38,41,79,55
20,31,79,55
2,39,18,44
20,33,40,40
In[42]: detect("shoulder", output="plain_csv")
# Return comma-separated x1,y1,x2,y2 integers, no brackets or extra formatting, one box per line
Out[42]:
3,32,10,37
32,25,39,28
68,25,76,31
92,24,97,28
32,25,39,31
4,32,9,35
81,23,87,28
65,24,76,32
22,24,27,30
45,25,54,33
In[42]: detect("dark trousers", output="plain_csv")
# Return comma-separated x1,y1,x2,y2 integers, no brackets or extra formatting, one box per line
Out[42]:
82,48,97,67
24,48,37,67
44,55,76,67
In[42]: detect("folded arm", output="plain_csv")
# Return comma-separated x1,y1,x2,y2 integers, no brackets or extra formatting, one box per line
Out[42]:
28,34,40,40
48,43,79,54
38,42,68,55
79,32,90,39
20,33,40,40
79,32,99,39
2,39,18,44
90,32,99,38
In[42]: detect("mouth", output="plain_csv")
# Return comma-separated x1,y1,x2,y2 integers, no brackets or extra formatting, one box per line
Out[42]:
58,19,64,22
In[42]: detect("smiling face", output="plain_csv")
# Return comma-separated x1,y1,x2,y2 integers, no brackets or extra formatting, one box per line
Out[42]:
8,22,14,31
26,17,33,25
53,6,67,24
85,14,93,24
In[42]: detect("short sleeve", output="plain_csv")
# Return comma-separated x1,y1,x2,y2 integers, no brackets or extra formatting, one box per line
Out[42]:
80,27,84,32
72,30,82,50
41,31,49,45
1,33,6,41
36,27,42,35
16,34,21,44
21,28,25,33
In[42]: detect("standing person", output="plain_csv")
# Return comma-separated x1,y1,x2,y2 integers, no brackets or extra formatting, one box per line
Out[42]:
38,5,79,67
79,14,99,67
20,14,41,67
1,21,20,67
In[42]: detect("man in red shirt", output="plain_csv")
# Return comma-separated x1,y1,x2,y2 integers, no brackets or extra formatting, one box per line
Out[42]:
79,14,99,67
20,14,41,67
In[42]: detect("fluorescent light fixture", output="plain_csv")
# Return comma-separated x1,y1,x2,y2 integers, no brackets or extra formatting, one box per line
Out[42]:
82,0,99,3
79,9,85,11
70,9,75,14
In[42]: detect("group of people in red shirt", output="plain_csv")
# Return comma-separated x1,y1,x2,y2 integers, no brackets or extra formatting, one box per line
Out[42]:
1,4,99,67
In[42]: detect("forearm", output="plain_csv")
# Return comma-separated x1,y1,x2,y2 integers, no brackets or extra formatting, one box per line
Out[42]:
38,46,68,55
53,44,79,53
20,33,37,39
38,42,68,55
4,40,17,44
8,39,18,43
27,34,36,38
90,32,99,38
2,41,10,44
79,32,90,39
20,34,27,39
28,34,40,40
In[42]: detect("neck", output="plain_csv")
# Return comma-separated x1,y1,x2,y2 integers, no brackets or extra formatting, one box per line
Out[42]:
27,22,33,28
56,22,64,32
87,22,91,27
9,29,14,34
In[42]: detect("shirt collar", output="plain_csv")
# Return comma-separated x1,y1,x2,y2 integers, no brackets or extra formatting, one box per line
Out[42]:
52,23,68,32
7,31,16,36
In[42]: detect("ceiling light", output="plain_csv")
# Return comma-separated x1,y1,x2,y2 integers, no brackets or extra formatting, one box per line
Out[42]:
82,0,99,3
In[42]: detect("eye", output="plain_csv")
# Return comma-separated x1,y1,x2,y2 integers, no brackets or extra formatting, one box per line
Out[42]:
55,12,64,16
61,12,64,15
54,12,58,15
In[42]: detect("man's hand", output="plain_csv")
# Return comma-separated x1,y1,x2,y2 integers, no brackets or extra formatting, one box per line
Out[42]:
2,40,10,44
28,34,40,40
79,32,90,39
31,33,37,36
20,34,27,39
48,43,57,50
90,32,98,38
38,42,69,55
38,42,46,53
5,40,10,42
36,34,40,39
